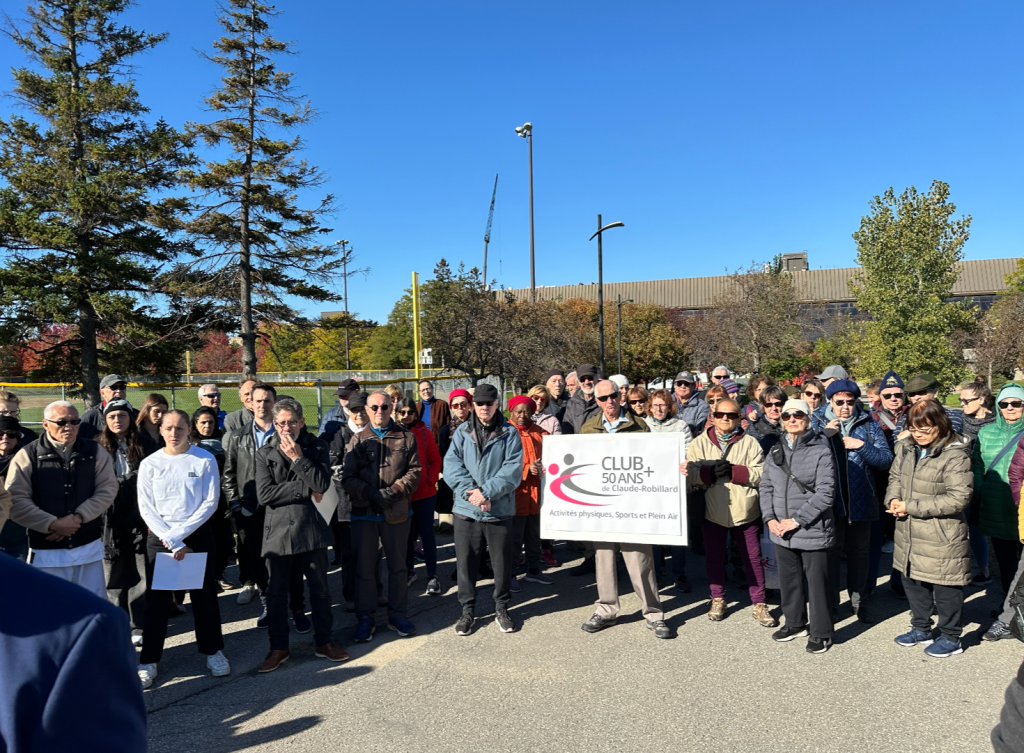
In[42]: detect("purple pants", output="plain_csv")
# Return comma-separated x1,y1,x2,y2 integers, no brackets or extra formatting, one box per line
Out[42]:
703,520,766,605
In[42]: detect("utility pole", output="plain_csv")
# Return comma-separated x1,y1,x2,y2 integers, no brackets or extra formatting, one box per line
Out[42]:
617,294,634,374
589,215,625,376
341,240,350,371
412,271,422,381
515,123,535,302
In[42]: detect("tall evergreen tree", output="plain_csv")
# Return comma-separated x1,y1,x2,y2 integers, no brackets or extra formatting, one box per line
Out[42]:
171,0,343,378
0,0,194,403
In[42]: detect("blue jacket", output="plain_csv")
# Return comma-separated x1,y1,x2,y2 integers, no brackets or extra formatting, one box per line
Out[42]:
444,418,524,521
812,407,893,521
0,553,147,752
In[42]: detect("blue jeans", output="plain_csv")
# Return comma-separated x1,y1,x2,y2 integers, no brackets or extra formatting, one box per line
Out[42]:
406,495,438,578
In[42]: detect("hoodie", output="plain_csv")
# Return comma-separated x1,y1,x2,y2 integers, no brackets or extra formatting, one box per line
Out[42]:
973,382,1024,541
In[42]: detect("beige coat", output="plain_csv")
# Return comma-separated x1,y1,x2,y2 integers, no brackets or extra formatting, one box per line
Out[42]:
885,436,973,587
686,429,764,528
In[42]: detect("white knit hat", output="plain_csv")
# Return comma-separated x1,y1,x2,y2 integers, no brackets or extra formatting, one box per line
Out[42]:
782,398,810,416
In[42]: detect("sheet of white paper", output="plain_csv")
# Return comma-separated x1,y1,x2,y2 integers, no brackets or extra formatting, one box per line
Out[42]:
152,552,207,591
314,483,340,524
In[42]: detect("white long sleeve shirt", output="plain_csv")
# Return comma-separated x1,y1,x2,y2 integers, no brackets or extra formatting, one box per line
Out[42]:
137,446,220,552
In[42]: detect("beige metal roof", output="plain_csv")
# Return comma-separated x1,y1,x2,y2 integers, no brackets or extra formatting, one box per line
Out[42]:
501,258,1019,309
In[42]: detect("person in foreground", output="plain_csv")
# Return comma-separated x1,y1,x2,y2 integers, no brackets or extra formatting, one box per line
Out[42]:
255,398,348,673
444,384,523,636
579,380,671,639
759,399,836,654
886,400,973,657
135,409,229,689
0,553,147,752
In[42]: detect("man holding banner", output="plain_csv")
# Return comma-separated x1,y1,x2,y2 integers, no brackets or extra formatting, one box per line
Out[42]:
578,380,672,639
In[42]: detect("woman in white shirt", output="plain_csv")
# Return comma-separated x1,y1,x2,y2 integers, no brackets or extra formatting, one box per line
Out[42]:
135,409,229,689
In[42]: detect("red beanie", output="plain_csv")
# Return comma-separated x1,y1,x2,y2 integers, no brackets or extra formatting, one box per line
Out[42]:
507,395,533,413
448,388,472,404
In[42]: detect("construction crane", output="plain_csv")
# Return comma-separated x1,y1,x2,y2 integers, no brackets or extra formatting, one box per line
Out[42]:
482,173,498,288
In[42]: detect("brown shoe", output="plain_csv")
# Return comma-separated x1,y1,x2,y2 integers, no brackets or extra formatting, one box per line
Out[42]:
752,602,778,628
314,642,350,662
257,649,290,673
708,597,727,621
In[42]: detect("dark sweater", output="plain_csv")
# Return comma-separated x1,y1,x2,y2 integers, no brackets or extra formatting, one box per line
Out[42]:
993,659,1024,753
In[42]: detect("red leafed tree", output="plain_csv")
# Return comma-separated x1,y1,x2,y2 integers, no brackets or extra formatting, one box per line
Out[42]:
195,332,241,373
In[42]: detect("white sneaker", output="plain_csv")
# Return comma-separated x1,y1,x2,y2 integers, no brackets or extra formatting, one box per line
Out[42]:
206,650,231,677
131,632,144,647
138,663,157,689
237,583,257,605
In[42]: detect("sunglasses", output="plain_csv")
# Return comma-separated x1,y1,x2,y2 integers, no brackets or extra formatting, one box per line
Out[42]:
0,431,20,440
596,393,619,403
907,390,929,399
999,400,1024,410
202,393,221,399
367,405,391,412
803,391,820,399
763,401,784,408
107,384,127,391
713,411,739,420
881,392,904,400
579,377,595,384
832,399,857,407
451,401,470,409
959,396,979,405
629,399,645,405
398,409,415,416
476,400,496,407
46,418,82,427
781,411,807,421
712,375,726,381
675,380,694,387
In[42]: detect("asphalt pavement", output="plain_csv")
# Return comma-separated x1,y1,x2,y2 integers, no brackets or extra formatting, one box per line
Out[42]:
145,536,1023,753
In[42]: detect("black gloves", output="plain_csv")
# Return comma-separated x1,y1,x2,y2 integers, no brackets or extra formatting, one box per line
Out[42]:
713,459,733,479
369,487,398,515
380,487,399,503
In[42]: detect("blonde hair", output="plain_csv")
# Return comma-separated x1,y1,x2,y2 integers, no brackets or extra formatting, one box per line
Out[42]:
384,384,404,404
527,385,550,408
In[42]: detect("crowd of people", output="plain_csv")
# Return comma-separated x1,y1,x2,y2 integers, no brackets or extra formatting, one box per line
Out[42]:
0,362,1022,694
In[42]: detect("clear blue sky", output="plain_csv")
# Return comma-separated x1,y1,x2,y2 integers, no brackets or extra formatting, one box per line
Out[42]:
2,1,1022,325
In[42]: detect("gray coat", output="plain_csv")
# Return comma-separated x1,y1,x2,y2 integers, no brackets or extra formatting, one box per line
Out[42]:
674,394,710,439
759,431,836,551
255,430,333,558
885,436,973,587
561,390,600,435
223,408,253,435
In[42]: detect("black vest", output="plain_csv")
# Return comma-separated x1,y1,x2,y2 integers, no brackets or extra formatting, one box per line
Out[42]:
23,434,100,550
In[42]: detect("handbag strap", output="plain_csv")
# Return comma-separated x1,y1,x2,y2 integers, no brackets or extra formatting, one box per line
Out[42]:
771,442,815,495
985,430,1024,476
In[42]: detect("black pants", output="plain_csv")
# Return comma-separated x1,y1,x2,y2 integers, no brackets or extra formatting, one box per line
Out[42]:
776,545,832,640
237,507,305,609
332,520,355,602
829,518,871,610
512,514,542,571
454,515,512,613
992,538,1024,598
352,517,410,621
903,576,964,640
140,523,223,664
266,548,333,649
211,499,234,579
104,539,147,630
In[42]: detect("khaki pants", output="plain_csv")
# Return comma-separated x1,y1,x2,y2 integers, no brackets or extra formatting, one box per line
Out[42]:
594,542,663,621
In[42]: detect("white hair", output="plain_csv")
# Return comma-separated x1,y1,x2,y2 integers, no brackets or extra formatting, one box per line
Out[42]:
198,383,219,398
43,400,78,420
567,371,578,380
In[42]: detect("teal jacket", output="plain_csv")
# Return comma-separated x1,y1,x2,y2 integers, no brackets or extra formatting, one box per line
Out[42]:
973,382,1024,541
444,418,524,521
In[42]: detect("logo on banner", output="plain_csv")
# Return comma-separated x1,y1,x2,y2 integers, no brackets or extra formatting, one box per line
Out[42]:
548,452,672,506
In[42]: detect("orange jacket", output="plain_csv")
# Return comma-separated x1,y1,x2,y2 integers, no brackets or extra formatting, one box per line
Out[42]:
514,422,547,516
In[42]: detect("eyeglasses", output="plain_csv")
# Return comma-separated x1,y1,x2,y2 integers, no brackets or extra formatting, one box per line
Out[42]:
0,431,20,440
999,400,1024,410
707,397,723,405
0,409,20,417
832,399,857,407
45,418,82,427
763,401,784,408
781,411,807,421
675,380,694,387
909,425,937,435
651,402,668,411
274,419,302,428
959,396,980,405
713,411,739,420
880,392,904,400
596,393,619,403
367,405,391,412
803,391,820,399
476,400,496,407
451,401,470,409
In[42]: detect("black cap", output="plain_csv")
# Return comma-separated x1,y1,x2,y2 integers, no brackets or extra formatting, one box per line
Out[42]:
334,378,359,397
346,391,368,410
545,369,565,381
474,384,500,402
103,399,132,416
0,416,23,433
576,363,598,380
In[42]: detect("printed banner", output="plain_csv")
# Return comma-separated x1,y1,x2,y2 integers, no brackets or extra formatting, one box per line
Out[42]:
540,433,688,545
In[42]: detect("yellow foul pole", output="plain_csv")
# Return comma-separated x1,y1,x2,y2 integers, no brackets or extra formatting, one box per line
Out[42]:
412,271,422,381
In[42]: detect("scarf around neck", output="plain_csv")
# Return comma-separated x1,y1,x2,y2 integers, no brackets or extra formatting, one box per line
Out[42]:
825,405,857,436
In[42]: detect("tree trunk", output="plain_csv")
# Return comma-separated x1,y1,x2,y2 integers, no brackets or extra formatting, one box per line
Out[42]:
78,297,101,407
238,0,259,380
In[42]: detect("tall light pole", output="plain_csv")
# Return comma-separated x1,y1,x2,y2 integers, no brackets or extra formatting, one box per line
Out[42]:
616,294,634,375
334,239,351,370
514,122,535,302
589,215,625,376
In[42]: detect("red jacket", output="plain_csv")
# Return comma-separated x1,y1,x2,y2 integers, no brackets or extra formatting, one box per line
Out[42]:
408,421,442,501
